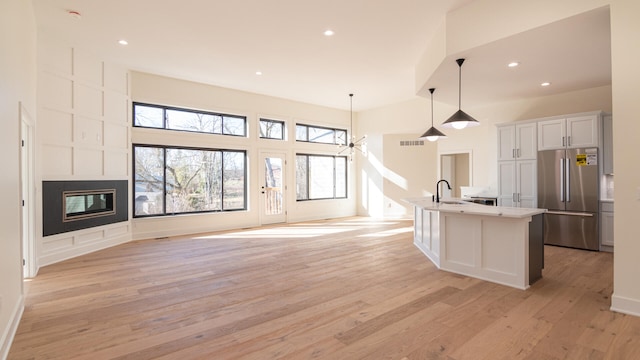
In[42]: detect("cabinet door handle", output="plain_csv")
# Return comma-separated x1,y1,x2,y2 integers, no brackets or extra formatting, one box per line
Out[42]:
513,193,517,202
568,136,571,147
512,149,516,159
562,136,565,147
517,148,521,158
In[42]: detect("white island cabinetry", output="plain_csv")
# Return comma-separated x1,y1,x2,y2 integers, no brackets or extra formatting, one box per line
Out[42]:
407,198,546,290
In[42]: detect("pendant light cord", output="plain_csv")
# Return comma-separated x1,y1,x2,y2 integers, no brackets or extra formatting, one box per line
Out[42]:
349,93,354,137
456,58,465,111
430,90,434,126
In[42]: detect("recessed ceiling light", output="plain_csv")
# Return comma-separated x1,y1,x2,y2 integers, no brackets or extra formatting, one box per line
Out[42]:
541,82,551,87
508,62,519,68
255,71,262,76
324,29,334,36
118,40,128,45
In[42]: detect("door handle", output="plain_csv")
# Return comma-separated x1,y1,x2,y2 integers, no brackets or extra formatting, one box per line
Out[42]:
568,136,571,147
546,210,593,217
559,158,564,202
517,148,521,158
565,157,570,202
562,136,565,147
512,149,516,159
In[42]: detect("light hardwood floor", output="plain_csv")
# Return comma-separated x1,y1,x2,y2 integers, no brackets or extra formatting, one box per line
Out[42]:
8,217,640,359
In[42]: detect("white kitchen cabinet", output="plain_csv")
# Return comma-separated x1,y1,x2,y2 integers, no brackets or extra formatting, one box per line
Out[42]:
497,159,537,208
538,114,599,150
603,114,613,175
600,201,614,248
497,122,537,161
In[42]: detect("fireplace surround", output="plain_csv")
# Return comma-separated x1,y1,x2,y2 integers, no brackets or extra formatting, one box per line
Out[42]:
43,180,128,236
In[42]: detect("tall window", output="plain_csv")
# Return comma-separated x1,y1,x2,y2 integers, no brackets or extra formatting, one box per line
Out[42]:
296,154,347,200
133,145,246,217
296,124,347,145
133,103,246,137
259,118,285,140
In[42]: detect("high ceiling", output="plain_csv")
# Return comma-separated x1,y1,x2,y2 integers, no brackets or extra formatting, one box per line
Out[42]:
32,1,611,111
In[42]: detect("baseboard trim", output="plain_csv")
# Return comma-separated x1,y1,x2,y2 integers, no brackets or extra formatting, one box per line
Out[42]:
611,293,640,317
0,294,25,360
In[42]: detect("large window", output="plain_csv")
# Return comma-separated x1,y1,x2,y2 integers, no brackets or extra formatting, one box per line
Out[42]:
296,124,347,145
296,154,347,200
134,103,246,137
133,145,246,217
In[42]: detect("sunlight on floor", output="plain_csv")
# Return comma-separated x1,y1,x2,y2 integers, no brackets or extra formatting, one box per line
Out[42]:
357,226,413,238
193,218,405,239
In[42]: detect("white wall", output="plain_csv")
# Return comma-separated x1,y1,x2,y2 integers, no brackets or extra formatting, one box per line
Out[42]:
36,40,132,267
610,0,640,316
357,97,444,217
0,0,36,357
131,72,357,240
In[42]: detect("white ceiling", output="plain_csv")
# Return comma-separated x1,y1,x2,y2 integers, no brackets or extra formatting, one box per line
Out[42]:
32,1,611,111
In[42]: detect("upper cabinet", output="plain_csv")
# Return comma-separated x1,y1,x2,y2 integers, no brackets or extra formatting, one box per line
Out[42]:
497,122,537,208
497,122,537,161
538,114,599,151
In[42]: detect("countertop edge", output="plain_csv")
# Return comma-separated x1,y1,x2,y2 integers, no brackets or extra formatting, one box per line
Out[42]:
404,197,547,219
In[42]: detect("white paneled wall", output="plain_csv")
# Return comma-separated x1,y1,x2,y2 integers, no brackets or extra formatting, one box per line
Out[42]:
37,43,132,267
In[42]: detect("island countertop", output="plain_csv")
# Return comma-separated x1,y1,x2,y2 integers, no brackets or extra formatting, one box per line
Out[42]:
404,197,546,219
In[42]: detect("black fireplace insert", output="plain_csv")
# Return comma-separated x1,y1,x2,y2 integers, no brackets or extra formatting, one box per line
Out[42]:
43,180,128,236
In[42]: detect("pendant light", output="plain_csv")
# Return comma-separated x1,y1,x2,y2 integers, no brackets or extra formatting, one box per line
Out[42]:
419,88,446,142
338,93,366,160
441,58,479,129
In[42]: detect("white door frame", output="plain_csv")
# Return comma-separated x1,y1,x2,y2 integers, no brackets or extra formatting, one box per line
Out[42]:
259,151,287,225
19,103,37,278
438,149,473,197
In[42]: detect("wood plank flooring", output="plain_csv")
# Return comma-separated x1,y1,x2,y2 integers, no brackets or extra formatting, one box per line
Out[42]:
8,217,640,359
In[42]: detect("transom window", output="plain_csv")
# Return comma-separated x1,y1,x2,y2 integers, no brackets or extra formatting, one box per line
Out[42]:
133,103,246,137
296,124,347,145
259,118,285,140
133,144,246,217
296,154,347,200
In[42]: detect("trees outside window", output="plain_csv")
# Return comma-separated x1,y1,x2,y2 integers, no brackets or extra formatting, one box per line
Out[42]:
134,145,246,217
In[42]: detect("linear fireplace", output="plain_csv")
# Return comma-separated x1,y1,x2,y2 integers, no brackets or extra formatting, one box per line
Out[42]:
43,180,128,236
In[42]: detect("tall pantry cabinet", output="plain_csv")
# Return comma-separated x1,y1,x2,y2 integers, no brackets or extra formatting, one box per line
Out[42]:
497,122,537,208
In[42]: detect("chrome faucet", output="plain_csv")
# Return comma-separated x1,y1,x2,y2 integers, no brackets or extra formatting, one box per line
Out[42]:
435,179,451,203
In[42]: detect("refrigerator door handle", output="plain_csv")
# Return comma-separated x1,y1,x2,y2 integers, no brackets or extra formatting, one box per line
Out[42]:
565,157,571,202
546,210,594,217
559,158,564,202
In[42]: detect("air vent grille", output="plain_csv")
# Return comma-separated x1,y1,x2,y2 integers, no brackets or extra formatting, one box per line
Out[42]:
399,140,425,146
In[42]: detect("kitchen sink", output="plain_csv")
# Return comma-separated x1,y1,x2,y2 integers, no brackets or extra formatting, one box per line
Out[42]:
440,200,470,205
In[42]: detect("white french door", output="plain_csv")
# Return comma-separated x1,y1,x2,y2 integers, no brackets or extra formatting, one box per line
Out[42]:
259,152,287,225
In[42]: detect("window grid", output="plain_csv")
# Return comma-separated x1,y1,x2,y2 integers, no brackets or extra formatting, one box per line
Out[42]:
259,118,285,140
133,102,247,137
295,123,347,145
295,153,348,201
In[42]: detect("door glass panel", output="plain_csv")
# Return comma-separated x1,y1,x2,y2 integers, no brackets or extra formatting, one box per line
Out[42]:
264,157,283,215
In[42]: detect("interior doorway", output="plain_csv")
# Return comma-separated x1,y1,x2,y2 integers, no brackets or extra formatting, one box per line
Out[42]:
20,103,36,278
439,151,472,198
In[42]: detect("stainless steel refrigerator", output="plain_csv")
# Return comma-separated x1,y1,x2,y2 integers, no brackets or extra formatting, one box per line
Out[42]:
537,148,599,250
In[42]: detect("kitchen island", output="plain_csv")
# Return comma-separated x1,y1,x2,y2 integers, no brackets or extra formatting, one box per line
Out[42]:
405,197,546,290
